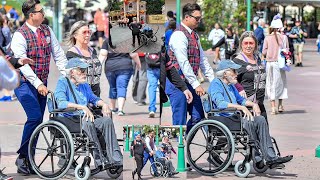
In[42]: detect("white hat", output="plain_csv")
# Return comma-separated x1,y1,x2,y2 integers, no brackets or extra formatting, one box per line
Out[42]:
270,13,283,29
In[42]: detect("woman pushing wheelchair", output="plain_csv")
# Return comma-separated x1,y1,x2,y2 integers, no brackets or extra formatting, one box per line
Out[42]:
54,57,123,169
208,60,293,169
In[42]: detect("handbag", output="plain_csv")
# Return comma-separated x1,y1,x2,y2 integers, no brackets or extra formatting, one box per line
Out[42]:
278,35,291,71
145,52,161,68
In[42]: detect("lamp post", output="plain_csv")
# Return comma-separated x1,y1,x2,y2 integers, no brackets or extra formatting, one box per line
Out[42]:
176,0,181,28
246,0,251,31
176,125,186,172
125,125,130,152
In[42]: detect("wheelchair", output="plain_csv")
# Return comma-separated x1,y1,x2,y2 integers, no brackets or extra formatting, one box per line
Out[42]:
186,93,281,178
139,25,159,46
150,157,170,178
27,91,123,180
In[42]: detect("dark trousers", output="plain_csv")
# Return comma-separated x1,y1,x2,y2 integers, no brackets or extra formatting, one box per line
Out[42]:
132,33,140,45
134,154,143,176
14,81,47,157
132,58,147,103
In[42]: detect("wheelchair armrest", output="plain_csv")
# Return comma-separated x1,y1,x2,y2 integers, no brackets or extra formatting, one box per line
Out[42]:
117,139,124,142
51,108,78,113
210,108,238,113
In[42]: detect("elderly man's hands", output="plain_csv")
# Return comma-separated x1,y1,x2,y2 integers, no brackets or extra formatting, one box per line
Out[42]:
252,103,261,116
82,106,94,122
241,106,254,121
183,89,193,104
102,103,112,117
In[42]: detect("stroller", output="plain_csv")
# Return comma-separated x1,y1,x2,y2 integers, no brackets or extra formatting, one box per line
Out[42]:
140,25,159,46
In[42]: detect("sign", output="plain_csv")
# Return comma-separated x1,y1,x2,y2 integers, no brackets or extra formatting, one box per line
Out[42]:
148,14,165,24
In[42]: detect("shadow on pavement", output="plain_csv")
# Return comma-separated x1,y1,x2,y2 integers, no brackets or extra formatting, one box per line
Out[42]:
281,110,307,114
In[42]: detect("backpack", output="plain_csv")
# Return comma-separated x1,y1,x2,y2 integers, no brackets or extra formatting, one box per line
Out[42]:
145,52,161,68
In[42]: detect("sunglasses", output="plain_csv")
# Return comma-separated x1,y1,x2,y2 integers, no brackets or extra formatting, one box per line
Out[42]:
242,41,255,46
78,68,87,74
80,30,92,36
189,14,202,22
32,8,44,14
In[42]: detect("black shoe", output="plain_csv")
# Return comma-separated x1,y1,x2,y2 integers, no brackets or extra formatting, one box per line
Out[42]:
277,155,293,164
266,155,293,167
295,63,301,67
255,160,265,169
110,45,116,49
138,176,143,180
15,156,30,175
0,168,13,180
132,170,136,179
300,63,303,67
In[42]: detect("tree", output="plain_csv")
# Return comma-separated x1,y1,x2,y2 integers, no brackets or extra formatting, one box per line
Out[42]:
201,0,226,33
145,0,165,15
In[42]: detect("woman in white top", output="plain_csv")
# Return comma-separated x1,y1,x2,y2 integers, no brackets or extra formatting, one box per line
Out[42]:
208,23,225,63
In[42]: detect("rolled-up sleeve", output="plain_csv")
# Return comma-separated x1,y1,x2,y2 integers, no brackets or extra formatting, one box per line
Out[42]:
54,79,69,109
199,44,214,82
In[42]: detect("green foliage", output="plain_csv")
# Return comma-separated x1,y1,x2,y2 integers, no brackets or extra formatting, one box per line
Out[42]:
145,0,164,15
200,34,211,51
110,1,122,11
232,0,247,34
202,0,226,33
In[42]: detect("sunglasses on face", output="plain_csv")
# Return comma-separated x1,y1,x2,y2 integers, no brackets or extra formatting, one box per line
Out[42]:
80,30,92,36
242,41,255,46
189,14,202,22
78,68,87,74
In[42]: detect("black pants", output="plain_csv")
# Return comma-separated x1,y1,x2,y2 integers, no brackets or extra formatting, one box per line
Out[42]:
132,33,140,45
90,83,101,97
134,154,143,176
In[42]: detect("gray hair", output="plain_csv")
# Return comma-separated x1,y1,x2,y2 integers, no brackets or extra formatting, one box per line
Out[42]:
215,69,228,78
65,21,89,47
237,31,259,55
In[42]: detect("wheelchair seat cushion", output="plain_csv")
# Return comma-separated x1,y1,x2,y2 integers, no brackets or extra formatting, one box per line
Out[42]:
50,116,81,133
207,114,241,131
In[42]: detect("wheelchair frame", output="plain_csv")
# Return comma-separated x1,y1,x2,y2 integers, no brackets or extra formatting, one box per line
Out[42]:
27,91,122,180
150,157,170,178
186,93,281,178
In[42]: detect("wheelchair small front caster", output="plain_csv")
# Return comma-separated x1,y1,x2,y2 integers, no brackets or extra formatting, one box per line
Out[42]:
234,160,250,178
75,164,91,180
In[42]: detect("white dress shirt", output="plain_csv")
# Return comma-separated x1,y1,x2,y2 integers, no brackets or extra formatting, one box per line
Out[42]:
169,22,215,89
0,56,19,90
11,22,67,89
145,136,157,152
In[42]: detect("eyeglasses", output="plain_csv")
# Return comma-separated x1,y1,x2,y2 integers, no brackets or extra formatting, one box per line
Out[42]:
242,41,255,46
32,8,44,14
80,30,92,36
189,14,202,22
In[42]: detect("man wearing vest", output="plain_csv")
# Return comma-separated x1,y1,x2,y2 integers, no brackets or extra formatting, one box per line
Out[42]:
166,3,214,134
143,130,158,176
11,0,67,175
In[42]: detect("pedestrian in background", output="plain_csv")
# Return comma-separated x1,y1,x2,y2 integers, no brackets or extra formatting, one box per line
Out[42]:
94,8,106,48
208,22,225,63
11,0,67,175
132,52,147,106
254,18,265,53
289,20,307,67
129,17,142,47
262,14,289,115
225,27,239,59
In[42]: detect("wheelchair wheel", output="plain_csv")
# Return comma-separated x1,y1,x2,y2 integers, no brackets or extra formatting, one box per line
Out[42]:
186,120,235,176
234,160,250,178
28,121,74,180
150,161,163,177
140,34,148,46
75,164,90,180
106,166,122,179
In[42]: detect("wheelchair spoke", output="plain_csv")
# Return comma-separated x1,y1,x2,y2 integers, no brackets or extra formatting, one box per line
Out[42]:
213,142,228,148
210,150,225,162
53,152,67,157
37,153,49,169
201,127,208,141
193,150,207,163
33,147,47,151
190,142,206,148
41,130,50,147
51,154,54,173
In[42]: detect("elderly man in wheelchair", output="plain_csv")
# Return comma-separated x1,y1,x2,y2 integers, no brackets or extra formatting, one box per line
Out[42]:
186,60,293,178
28,57,123,180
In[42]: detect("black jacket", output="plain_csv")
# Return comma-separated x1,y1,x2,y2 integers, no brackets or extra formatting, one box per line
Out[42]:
131,139,149,156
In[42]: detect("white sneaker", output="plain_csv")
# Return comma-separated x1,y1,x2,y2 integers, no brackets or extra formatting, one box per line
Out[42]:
118,111,125,116
149,111,155,118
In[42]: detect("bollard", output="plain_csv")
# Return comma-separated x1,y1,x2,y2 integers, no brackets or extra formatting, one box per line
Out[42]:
176,125,186,172
125,125,130,152
129,125,135,158
316,145,320,158
156,125,159,145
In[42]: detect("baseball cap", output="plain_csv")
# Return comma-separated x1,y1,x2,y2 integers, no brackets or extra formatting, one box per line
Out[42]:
65,57,89,69
216,60,241,71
